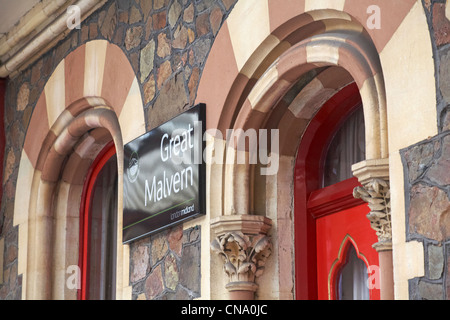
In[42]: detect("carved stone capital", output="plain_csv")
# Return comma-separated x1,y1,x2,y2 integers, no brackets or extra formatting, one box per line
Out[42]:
352,159,392,250
210,215,272,294
353,178,391,244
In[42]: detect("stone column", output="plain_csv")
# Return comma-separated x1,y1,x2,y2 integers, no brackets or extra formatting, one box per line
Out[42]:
352,158,394,300
210,215,272,300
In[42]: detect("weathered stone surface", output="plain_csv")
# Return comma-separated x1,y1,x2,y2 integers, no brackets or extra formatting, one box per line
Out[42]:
428,244,444,280
154,0,168,10
143,76,156,104
403,141,435,182
221,0,236,10
3,149,15,183
188,67,200,103
16,83,29,111
179,244,200,293
196,11,210,36
168,225,183,256
196,0,214,12
149,72,188,129
153,11,167,30
192,38,211,65
173,25,188,49
157,60,173,88
409,184,450,242
30,60,42,83
427,135,450,186
100,3,117,40
433,3,450,47
440,50,450,103
164,253,179,290
151,233,168,263
125,26,143,51
442,107,450,131
157,32,171,58
131,244,150,283
168,0,182,27
145,264,164,299
129,5,142,24
418,280,443,300
184,3,194,23
140,39,155,82
161,287,191,300
210,6,223,35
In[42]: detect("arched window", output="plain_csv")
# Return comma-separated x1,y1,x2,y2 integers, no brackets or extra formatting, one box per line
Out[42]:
336,245,370,300
79,142,118,300
322,107,365,187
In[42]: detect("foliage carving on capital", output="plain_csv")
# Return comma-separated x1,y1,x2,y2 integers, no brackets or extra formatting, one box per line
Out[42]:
210,231,272,285
353,178,392,243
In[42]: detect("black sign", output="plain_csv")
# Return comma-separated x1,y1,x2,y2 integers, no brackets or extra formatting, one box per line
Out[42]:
123,104,206,243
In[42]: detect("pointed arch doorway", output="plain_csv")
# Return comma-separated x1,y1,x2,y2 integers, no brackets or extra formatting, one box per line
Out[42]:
294,83,380,300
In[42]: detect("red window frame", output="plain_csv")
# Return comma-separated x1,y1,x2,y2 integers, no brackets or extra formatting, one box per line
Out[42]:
78,141,116,300
294,83,364,299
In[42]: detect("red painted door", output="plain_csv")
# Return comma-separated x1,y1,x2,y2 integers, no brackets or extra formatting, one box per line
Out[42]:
310,179,380,300
294,84,380,300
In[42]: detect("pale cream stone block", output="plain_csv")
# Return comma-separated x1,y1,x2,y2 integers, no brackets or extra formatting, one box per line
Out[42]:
53,181,70,299
204,132,226,219
84,40,108,97
248,66,291,113
50,110,74,137
257,173,279,299
45,60,65,128
305,2,347,15
381,3,436,298
227,0,273,77
117,242,131,300
323,18,363,33
119,77,145,144
380,1,437,153
275,155,295,300
14,150,33,226
248,66,279,110
446,0,450,21
74,134,97,159
359,76,382,160
306,40,339,66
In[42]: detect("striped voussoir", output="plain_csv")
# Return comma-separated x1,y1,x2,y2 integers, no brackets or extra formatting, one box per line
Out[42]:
196,0,414,217
15,40,145,299
197,0,415,159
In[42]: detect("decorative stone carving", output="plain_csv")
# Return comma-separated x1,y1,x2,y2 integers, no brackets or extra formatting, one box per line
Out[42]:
352,159,392,251
353,178,392,249
210,215,272,296
211,232,272,289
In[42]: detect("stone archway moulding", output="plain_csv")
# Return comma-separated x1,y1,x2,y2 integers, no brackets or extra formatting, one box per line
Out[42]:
199,0,435,300
14,40,146,299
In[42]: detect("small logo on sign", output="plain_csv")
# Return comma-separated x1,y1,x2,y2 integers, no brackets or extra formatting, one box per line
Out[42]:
127,151,140,183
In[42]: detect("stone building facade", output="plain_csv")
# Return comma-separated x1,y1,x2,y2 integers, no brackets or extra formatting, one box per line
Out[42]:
0,0,449,300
